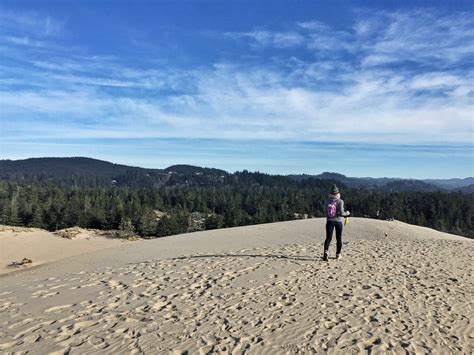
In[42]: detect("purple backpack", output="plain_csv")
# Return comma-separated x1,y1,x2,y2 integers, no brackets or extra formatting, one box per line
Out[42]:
326,198,338,218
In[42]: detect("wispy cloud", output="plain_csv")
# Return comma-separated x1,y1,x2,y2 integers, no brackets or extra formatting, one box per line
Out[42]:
224,30,305,48
1,6,473,148
359,9,474,67
2,35,47,47
228,9,474,68
0,8,65,37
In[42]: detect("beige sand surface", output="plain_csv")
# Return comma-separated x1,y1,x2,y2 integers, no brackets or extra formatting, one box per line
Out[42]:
0,228,131,275
0,218,472,354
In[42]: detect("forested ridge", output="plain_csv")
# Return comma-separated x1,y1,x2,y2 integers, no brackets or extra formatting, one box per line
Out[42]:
0,158,472,238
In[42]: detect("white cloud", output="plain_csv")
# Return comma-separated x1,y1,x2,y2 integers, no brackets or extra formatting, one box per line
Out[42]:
297,21,330,31
409,73,466,90
230,9,474,70
2,61,472,144
0,9,64,37
1,7,473,146
361,10,474,66
225,30,305,48
2,35,46,47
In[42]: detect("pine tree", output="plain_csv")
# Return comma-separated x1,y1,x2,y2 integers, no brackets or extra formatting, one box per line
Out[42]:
0,198,7,224
30,205,43,228
8,197,21,226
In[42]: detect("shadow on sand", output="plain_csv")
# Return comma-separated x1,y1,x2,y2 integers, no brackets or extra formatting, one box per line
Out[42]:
170,254,335,262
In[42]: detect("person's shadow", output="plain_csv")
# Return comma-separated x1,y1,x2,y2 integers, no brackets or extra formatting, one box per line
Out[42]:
170,254,322,262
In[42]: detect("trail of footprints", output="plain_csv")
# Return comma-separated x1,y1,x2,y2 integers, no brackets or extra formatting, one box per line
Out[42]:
0,238,472,354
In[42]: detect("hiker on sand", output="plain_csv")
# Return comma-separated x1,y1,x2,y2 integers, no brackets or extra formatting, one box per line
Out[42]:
323,184,350,261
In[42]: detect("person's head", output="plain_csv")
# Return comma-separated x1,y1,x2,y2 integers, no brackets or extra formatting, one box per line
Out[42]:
330,184,340,198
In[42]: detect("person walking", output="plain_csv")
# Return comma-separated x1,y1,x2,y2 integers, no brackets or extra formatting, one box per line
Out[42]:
323,184,350,261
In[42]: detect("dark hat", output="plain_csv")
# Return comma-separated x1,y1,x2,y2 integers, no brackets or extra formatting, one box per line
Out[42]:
331,184,339,194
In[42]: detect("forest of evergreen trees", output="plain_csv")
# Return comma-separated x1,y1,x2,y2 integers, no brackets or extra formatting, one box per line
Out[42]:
1,174,472,239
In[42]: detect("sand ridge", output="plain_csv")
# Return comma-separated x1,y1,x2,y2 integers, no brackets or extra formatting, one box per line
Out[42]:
0,218,472,353
0,228,133,275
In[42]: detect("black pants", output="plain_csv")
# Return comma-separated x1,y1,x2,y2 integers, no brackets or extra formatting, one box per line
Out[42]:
324,220,343,255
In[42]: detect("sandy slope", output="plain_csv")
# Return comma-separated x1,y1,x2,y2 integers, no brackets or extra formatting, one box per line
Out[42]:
0,218,472,354
0,229,131,275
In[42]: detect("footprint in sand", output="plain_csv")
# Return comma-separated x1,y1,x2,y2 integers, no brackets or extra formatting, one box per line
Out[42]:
152,300,170,311
44,304,73,313
88,335,107,348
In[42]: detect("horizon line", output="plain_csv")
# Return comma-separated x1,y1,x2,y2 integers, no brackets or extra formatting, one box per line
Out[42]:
1,156,472,181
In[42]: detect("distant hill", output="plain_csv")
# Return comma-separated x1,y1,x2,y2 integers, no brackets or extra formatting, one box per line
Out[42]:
423,178,474,190
164,164,228,176
0,158,233,188
287,171,444,192
1,158,471,193
163,164,229,186
0,157,168,187
382,180,441,193
452,184,474,193
288,171,400,187
0,157,472,238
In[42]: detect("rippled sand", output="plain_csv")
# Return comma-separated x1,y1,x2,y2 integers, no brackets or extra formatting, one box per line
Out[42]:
0,218,472,354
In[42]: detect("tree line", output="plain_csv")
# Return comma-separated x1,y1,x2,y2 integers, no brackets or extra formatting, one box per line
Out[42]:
1,180,472,238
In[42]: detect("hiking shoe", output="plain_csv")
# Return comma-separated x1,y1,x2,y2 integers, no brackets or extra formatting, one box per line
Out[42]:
336,254,341,260
322,253,329,262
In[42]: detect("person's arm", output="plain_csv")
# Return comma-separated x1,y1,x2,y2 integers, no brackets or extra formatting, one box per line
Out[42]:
338,199,350,217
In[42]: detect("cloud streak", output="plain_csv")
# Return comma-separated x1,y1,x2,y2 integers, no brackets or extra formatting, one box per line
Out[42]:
361,10,474,67
0,8,64,37
1,7,473,148
225,31,305,48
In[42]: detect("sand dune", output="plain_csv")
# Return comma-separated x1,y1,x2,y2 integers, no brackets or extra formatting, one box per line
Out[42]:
0,218,472,354
0,227,132,275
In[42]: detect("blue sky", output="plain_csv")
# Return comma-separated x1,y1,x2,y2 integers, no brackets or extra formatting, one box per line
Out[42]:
0,0,473,178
